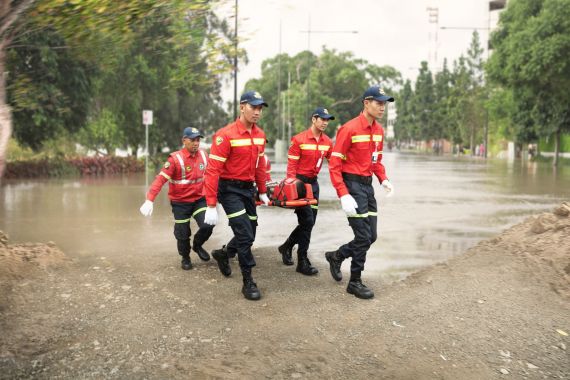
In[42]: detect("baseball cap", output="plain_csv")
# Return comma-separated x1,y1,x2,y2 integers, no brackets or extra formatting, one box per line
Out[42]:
363,86,394,102
182,127,204,139
312,107,335,120
240,91,268,107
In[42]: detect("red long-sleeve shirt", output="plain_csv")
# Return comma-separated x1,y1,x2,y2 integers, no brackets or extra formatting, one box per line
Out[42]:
146,148,208,203
286,128,333,179
204,118,267,206
329,113,388,197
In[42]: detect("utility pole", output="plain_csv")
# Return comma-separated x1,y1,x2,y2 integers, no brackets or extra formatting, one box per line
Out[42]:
426,6,439,70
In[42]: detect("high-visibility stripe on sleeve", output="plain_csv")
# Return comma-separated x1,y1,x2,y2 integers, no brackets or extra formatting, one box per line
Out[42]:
352,135,371,143
372,135,383,142
159,172,171,180
288,155,300,160
331,152,346,160
253,138,265,145
209,154,227,162
317,145,331,151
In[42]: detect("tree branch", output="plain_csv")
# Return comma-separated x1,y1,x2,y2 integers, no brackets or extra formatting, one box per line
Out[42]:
0,0,36,43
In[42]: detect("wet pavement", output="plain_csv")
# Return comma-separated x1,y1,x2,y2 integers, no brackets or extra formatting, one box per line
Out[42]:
1,152,568,281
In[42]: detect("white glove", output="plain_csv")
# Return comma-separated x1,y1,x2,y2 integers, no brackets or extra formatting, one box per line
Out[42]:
382,179,394,197
204,206,218,226
139,200,154,216
259,193,270,206
340,194,358,216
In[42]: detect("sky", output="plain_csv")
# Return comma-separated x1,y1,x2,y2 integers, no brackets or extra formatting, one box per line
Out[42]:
216,0,502,104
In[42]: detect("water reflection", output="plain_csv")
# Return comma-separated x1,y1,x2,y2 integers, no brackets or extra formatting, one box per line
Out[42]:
1,153,568,281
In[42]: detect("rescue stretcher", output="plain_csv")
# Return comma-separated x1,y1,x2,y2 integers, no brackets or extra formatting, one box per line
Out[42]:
255,178,318,208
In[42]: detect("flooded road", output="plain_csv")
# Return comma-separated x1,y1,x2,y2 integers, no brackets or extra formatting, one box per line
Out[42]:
1,152,568,281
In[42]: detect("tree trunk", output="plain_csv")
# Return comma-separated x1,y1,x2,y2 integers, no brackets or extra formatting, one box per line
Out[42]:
553,129,560,167
0,47,11,180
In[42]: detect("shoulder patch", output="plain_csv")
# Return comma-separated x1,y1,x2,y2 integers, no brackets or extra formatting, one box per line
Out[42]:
216,136,223,145
163,162,170,169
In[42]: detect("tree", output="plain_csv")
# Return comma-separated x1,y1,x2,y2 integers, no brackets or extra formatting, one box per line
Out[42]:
487,0,570,165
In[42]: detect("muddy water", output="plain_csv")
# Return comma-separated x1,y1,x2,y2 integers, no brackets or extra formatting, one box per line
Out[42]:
1,153,568,281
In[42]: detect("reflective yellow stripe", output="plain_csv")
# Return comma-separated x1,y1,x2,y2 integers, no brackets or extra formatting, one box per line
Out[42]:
230,138,252,147
310,205,319,210
331,152,346,160
192,207,207,217
175,218,191,223
317,145,330,151
352,135,371,143
227,209,246,219
209,154,227,162
253,138,265,145
288,155,300,160
300,144,317,150
159,172,171,180
348,212,369,218
377,151,383,154
368,211,378,216
373,135,383,142
248,214,258,221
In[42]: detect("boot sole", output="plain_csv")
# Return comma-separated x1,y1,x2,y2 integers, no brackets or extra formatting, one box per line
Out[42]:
242,290,261,300
347,287,374,299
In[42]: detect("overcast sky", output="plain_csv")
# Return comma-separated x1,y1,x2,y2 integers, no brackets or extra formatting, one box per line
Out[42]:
216,0,501,103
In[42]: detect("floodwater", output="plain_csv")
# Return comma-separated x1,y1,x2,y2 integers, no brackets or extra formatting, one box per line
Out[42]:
1,152,568,281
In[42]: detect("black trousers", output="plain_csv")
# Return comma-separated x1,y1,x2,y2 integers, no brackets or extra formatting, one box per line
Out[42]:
218,182,258,271
337,180,378,273
286,181,319,255
171,197,214,257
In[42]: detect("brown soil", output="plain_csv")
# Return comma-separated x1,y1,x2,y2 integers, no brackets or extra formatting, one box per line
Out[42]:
1,203,569,379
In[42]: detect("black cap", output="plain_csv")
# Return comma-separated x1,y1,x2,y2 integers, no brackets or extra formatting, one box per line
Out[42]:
363,86,394,102
182,127,204,139
240,91,268,107
312,107,335,120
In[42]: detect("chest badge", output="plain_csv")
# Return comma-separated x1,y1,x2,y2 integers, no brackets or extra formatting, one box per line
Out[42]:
186,166,192,172
199,163,205,170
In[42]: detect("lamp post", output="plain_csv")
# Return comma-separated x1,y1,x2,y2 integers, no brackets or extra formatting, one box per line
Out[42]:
233,0,238,120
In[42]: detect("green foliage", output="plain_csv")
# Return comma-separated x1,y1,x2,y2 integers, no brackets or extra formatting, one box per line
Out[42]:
487,0,570,147
7,26,93,150
243,48,402,142
539,133,570,152
79,108,124,155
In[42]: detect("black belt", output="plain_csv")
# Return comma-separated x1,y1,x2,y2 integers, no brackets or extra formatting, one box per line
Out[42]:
220,178,255,189
342,173,372,185
296,174,317,184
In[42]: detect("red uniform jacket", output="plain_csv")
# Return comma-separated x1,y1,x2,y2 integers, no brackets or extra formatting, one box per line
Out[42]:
329,113,388,197
204,118,267,206
264,156,272,182
146,148,208,203
286,129,333,179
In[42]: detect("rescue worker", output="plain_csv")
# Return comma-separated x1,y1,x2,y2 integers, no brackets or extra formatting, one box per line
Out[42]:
139,127,214,270
325,86,395,299
203,90,270,301
278,107,334,276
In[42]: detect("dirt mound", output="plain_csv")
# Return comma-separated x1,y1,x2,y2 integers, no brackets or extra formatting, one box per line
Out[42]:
485,202,570,299
0,231,69,282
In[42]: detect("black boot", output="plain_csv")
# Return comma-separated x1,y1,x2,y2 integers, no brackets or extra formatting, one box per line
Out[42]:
347,273,374,299
212,246,231,277
192,240,211,261
278,239,294,266
296,253,318,276
325,250,344,281
241,271,261,301
181,255,192,270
